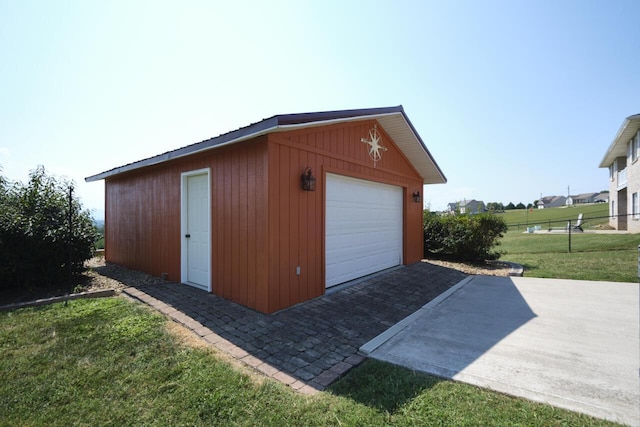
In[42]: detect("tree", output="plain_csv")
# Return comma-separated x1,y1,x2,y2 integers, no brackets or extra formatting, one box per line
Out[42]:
0,166,98,290
505,202,516,210
486,202,505,212
516,202,526,209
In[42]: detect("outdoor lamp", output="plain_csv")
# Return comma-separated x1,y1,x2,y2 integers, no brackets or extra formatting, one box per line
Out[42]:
301,167,316,191
413,190,421,203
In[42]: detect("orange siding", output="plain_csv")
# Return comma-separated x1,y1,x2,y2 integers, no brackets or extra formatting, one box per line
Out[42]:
105,137,271,313
105,119,425,314
265,120,424,312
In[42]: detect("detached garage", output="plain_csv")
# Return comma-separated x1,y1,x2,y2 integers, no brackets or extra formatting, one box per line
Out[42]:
86,106,446,313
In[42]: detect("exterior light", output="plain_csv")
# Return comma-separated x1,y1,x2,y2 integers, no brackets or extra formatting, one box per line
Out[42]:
412,190,421,203
301,167,316,191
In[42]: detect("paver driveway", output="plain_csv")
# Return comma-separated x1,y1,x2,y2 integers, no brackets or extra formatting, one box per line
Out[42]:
122,261,466,392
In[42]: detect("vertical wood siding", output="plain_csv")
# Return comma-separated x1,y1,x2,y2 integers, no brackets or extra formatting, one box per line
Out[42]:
266,120,424,312
105,120,426,314
105,137,271,313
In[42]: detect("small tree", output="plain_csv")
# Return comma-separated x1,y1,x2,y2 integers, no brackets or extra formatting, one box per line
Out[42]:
0,166,98,290
423,211,508,262
515,202,526,209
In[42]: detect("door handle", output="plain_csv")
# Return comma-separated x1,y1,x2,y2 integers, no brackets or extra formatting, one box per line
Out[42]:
185,234,191,238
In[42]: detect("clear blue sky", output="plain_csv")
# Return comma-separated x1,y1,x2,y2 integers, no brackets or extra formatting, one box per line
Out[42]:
2,0,639,219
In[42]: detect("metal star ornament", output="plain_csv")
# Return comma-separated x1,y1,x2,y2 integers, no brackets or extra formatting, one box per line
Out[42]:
361,124,387,167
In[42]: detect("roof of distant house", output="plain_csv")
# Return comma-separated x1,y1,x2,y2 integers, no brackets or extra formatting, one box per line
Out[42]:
571,192,598,200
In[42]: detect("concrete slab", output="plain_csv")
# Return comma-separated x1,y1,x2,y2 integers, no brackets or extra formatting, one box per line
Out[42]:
363,276,640,426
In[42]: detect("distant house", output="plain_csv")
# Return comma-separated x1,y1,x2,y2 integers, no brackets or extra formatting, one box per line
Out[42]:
537,195,566,209
448,199,485,215
570,193,598,204
599,113,640,232
594,192,609,203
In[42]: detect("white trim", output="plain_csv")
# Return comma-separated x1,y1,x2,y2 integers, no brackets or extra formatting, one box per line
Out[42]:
181,168,211,292
276,112,398,131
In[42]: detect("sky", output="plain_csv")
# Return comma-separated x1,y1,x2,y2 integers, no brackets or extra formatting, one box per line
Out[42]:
1,0,639,219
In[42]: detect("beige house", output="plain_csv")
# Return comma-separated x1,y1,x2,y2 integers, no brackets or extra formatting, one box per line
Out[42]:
599,114,640,232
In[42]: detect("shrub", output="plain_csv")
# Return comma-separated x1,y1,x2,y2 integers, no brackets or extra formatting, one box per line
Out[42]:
0,166,99,290
423,211,508,262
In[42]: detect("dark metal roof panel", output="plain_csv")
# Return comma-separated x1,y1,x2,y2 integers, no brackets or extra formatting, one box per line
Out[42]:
85,106,446,184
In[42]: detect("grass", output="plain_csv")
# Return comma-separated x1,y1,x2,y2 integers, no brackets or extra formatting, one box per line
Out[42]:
0,297,619,426
497,203,610,229
499,231,639,282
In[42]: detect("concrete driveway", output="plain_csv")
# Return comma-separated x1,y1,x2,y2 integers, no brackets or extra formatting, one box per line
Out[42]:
361,275,640,426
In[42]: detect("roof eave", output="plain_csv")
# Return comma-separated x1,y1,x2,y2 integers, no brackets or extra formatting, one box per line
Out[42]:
398,110,447,185
598,114,640,168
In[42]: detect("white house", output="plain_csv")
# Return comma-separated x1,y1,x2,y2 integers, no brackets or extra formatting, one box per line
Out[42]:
537,195,566,209
599,114,640,232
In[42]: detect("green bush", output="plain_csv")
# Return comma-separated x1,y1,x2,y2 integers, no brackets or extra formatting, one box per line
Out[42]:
423,211,508,262
0,166,99,290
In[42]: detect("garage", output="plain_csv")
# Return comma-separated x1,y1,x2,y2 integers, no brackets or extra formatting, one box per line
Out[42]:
87,106,445,313
325,173,403,287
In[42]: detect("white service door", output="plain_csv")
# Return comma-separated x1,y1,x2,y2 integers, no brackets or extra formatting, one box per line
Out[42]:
186,173,209,289
325,174,403,288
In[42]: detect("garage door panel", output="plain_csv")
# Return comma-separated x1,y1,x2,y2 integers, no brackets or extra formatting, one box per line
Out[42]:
325,174,403,288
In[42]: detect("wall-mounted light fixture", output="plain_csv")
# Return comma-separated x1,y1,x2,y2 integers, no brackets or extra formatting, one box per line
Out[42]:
412,190,421,203
301,167,316,191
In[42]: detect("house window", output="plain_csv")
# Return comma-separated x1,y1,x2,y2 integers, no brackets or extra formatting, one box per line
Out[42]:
635,131,640,162
609,164,614,180
634,193,640,220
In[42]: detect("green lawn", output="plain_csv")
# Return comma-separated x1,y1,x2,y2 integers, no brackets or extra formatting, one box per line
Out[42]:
0,298,618,426
499,231,639,282
497,203,610,229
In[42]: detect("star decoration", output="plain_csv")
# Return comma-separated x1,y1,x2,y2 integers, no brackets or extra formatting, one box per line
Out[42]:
361,124,387,166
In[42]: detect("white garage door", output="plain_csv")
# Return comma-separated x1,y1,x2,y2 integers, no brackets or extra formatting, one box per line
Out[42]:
325,173,403,288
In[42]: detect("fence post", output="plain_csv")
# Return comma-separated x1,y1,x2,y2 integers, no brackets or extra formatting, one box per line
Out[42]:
568,219,571,253
67,185,73,284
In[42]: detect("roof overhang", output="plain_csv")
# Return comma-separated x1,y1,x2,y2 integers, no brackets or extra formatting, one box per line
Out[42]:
599,114,640,168
85,106,447,185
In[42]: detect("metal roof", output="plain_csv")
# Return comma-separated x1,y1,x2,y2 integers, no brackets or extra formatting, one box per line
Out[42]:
599,114,640,168
85,106,447,184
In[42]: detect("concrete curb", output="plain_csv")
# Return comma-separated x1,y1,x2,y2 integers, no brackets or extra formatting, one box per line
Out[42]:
504,261,524,277
487,260,524,277
359,275,475,356
0,289,117,312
